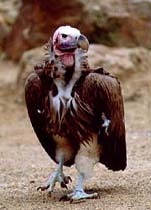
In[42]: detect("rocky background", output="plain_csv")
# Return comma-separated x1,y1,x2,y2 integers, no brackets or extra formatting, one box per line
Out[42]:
0,0,151,101
0,1,151,209
1,0,151,58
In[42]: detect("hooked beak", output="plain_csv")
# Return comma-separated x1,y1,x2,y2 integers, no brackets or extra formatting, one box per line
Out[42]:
77,34,89,52
54,33,89,54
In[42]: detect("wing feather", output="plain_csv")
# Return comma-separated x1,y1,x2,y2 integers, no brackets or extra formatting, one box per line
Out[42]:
25,65,126,170
25,72,57,162
81,69,126,171
24,65,77,167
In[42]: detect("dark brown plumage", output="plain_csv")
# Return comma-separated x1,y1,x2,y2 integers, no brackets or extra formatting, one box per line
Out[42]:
25,26,126,201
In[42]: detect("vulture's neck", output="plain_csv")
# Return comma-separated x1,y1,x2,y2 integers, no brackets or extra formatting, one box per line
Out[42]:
53,51,88,99
49,52,90,134
53,64,82,100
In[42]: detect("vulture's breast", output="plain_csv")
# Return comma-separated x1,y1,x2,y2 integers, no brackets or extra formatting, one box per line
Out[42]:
48,80,80,163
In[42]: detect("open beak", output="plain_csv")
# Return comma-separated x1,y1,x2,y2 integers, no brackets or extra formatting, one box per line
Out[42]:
77,34,89,52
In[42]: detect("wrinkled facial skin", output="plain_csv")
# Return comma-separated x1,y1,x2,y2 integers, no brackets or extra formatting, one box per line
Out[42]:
52,27,89,67
55,33,78,52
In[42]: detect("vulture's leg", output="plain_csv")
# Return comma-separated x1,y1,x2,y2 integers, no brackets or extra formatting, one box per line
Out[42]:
60,137,100,202
60,173,98,202
37,156,72,194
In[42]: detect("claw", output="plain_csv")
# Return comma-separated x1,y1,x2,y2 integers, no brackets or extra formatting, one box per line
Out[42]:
37,185,49,191
37,157,72,197
60,176,72,188
61,181,68,189
60,174,99,202
47,191,52,197
37,173,72,194
64,176,72,184
59,195,69,201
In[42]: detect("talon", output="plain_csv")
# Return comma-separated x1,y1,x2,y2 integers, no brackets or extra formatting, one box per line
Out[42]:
60,176,72,188
59,195,69,201
47,191,52,197
64,176,72,184
61,181,68,189
70,198,86,204
37,185,49,191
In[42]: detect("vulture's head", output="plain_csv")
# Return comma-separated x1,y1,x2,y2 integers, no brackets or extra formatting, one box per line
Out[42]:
52,26,89,67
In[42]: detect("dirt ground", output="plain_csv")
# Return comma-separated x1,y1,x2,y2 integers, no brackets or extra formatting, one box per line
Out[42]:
0,60,151,210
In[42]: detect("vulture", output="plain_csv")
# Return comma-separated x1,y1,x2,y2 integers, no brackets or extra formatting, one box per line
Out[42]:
25,26,126,202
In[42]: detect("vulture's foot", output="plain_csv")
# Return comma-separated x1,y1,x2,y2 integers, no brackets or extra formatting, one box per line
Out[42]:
60,173,99,202
60,190,98,203
37,172,72,194
37,156,72,195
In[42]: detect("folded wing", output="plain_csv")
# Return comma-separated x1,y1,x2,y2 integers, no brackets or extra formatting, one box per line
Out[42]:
80,69,127,171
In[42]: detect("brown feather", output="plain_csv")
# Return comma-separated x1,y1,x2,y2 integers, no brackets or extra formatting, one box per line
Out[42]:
25,72,78,166
25,43,126,170
79,70,126,170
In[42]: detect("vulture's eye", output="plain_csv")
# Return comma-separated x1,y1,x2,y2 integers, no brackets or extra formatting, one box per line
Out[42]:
62,34,68,38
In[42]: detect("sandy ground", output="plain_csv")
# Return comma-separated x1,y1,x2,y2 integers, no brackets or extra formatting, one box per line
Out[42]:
0,60,151,210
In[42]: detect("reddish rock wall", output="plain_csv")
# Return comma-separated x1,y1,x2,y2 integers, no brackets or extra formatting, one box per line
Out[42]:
3,0,151,61
4,0,86,60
